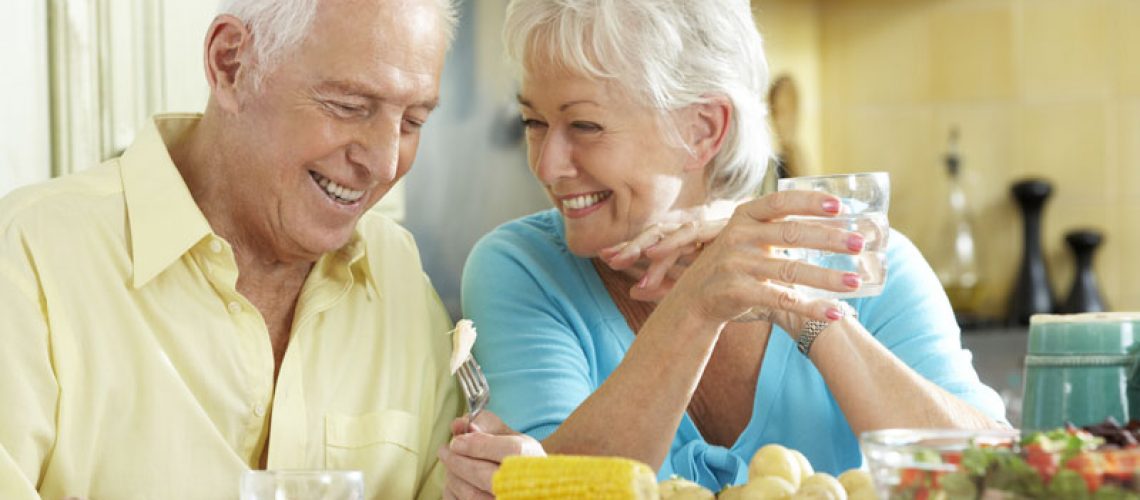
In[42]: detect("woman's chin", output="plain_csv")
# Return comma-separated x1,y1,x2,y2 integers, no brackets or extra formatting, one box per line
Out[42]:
564,237,606,259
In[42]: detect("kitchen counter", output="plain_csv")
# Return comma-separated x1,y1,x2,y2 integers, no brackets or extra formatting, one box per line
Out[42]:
960,327,1029,426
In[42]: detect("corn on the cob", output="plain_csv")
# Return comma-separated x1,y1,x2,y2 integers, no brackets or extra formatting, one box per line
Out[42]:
491,455,660,499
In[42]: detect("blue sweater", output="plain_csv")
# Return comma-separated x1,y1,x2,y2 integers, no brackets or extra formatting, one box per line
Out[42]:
461,209,1005,490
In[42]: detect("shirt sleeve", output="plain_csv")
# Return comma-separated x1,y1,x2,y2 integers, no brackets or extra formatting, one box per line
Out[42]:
0,235,58,499
461,232,595,441
857,231,1008,424
415,270,464,499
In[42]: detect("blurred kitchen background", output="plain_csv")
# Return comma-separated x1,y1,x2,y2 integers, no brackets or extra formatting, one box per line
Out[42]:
2,0,1138,423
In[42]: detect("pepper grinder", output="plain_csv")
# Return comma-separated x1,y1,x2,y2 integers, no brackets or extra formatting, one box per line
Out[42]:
1060,229,1107,313
1009,179,1055,325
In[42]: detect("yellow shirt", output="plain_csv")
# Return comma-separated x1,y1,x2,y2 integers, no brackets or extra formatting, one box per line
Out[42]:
0,114,461,499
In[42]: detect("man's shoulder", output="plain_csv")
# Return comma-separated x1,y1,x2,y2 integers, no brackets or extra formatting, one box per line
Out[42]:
0,161,125,237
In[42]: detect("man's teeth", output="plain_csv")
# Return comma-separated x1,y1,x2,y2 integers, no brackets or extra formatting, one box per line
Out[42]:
563,192,608,210
313,173,365,203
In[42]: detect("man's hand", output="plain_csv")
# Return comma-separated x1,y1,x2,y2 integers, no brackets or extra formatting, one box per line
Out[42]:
437,411,545,500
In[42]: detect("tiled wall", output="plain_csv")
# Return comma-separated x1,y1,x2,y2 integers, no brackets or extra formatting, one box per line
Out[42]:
755,0,1139,316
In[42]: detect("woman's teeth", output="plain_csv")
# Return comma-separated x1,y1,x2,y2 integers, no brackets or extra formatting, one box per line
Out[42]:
311,172,365,204
563,192,610,210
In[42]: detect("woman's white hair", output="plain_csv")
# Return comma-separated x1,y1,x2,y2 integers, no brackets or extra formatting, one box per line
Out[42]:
217,0,460,89
504,0,772,201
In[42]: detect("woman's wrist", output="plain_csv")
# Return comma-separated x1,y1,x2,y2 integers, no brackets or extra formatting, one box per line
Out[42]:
791,302,858,355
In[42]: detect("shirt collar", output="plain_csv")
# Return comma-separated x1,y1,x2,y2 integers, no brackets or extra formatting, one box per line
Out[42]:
336,230,381,300
122,114,380,294
122,114,213,289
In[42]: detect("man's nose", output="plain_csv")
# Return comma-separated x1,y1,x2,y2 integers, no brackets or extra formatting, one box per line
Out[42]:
533,130,575,184
349,116,401,182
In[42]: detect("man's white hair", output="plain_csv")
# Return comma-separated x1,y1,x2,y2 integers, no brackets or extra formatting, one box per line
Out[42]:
504,0,772,201
217,0,459,88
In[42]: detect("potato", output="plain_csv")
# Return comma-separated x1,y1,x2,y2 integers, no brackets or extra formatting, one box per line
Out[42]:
792,473,846,500
836,469,874,495
791,450,814,479
717,484,749,500
749,444,804,487
660,477,715,500
718,477,796,500
747,476,797,499
845,486,878,500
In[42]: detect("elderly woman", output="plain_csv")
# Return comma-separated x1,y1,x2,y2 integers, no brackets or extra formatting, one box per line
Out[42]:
438,0,1006,496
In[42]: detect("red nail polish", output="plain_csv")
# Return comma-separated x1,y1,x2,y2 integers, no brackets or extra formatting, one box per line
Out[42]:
847,233,865,252
843,273,862,288
826,308,843,321
822,199,840,214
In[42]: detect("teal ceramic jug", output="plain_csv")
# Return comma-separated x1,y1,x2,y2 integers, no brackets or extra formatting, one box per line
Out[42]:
1020,313,1140,431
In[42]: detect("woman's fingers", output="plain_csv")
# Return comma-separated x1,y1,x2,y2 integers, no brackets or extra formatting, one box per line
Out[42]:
737,281,842,323
739,190,842,222
750,256,861,294
643,219,724,260
639,248,682,293
449,432,546,463
764,219,864,254
444,468,495,500
602,223,677,270
467,410,511,435
439,445,499,494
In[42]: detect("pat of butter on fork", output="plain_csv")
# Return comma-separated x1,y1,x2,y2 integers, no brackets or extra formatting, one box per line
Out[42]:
449,319,478,375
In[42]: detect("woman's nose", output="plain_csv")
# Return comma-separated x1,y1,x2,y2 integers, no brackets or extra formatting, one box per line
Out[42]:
533,130,576,183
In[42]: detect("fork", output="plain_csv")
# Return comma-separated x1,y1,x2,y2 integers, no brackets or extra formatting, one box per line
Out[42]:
456,355,490,433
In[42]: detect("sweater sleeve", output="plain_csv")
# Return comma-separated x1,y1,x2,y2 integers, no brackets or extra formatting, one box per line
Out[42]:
461,227,597,441
857,230,1008,424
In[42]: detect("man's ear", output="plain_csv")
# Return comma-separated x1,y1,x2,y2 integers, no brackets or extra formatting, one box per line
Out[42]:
683,96,732,172
203,15,252,112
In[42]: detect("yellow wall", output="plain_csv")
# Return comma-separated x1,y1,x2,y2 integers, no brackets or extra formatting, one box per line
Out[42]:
755,0,1139,315
752,0,823,175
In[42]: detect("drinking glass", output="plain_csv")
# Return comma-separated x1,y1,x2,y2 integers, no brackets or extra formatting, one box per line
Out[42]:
777,172,890,299
240,470,364,500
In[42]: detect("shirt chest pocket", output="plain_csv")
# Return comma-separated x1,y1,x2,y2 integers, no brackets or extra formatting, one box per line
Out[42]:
325,410,421,498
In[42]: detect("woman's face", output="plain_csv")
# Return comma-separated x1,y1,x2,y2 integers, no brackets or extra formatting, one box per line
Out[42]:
518,65,709,257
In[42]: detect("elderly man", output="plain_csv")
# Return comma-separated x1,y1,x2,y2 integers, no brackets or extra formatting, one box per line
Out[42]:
0,0,460,498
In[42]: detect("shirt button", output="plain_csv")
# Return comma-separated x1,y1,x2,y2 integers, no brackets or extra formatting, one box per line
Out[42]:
253,403,266,417
209,240,223,253
227,301,242,314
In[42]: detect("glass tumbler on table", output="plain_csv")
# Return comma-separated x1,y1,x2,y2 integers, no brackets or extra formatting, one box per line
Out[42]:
777,172,890,299
240,470,364,500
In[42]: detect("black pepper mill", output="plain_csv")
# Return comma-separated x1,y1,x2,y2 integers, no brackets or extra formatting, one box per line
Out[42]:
1009,179,1055,325
1060,229,1107,313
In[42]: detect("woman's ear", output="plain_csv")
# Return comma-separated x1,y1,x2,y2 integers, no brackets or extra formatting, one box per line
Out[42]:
203,14,253,112
683,95,732,172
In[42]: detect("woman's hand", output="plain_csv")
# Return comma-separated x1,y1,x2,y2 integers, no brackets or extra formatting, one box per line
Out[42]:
613,191,867,334
438,411,545,500
598,219,725,302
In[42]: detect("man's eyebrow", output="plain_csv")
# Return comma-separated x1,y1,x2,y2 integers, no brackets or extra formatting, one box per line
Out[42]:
317,80,381,98
318,80,439,111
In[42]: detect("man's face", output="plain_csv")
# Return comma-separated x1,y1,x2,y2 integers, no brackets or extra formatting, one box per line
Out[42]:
226,0,447,261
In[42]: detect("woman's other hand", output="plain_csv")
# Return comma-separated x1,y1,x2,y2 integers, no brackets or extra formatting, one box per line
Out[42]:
656,190,865,333
438,411,545,500
598,219,725,302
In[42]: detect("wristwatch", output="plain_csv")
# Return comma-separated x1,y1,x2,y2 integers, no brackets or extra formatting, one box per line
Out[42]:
796,302,858,356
